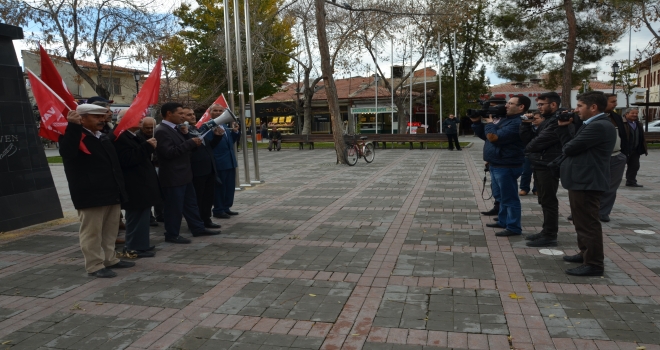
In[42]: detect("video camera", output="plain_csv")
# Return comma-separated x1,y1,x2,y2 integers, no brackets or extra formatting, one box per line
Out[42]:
556,110,578,122
467,97,507,119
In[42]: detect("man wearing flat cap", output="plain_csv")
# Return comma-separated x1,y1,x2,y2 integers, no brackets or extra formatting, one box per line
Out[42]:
59,104,135,278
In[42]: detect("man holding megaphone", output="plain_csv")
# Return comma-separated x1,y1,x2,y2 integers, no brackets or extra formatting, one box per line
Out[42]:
207,104,241,219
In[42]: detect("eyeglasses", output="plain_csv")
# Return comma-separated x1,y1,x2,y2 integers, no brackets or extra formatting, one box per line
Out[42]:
536,103,548,107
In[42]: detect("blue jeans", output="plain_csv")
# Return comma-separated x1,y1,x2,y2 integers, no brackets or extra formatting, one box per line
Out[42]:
490,166,523,234
520,157,536,193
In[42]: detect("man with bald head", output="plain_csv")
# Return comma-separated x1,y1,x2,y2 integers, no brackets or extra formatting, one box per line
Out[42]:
138,117,162,225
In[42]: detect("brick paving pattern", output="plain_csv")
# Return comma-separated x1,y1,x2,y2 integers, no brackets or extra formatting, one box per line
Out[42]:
0,141,658,349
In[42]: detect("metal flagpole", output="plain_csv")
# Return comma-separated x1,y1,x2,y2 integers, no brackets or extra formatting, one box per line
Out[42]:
391,36,394,135
438,33,442,133
453,31,457,118
409,35,412,133
244,0,262,183
375,49,378,134
223,0,241,191
233,0,251,186
423,44,427,135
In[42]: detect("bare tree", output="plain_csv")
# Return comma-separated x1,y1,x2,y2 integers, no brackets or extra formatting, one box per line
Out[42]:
2,0,172,98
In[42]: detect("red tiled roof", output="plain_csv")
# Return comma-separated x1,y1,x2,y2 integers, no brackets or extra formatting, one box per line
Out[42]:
259,76,406,103
413,68,437,77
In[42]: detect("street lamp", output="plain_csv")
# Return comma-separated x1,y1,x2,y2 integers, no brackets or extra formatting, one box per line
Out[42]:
611,62,619,94
582,79,588,92
133,70,141,94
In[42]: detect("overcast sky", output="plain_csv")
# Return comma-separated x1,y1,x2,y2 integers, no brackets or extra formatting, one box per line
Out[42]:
12,17,657,87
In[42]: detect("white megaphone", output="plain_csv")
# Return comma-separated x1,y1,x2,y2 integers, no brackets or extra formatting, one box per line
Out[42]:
203,109,238,130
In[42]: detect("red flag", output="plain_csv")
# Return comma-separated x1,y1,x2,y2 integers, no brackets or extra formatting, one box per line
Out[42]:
114,57,162,138
39,45,78,110
196,93,229,128
27,69,90,154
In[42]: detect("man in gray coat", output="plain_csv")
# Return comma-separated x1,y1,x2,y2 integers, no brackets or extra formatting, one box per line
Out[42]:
556,91,616,277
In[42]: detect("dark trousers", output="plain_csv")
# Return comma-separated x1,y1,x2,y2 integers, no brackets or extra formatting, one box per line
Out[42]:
446,134,460,150
568,190,604,268
600,153,627,216
533,168,559,236
161,182,206,239
192,173,215,224
124,207,151,251
625,149,641,185
520,158,536,193
213,169,236,215
152,203,163,219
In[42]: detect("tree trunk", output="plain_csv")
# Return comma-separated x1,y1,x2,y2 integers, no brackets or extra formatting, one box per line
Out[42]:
562,0,577,109
315,0,346,164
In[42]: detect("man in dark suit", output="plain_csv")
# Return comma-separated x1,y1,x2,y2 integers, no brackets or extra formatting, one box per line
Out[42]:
59,104,135,278
557,91,616,276
211,105,241,219
138,117,162,225
442,114,461,151
623,108,647,187
154,102,220,244
183,107,224,228
114,111,161,258
268,126,282,151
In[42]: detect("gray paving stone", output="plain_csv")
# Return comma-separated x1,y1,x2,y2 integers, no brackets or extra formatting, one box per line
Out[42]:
518,255,637,285
0,235,79,255
84,270,225,308
215,278,354,322
172,328,322,350
222,222,299,240
404,228,486,247
393,251,494,279
271,246,375,273
0,264,92,298
166,242,267,267
305,224,388,243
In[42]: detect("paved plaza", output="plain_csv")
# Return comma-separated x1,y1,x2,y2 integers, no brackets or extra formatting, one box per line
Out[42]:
1,139,660,349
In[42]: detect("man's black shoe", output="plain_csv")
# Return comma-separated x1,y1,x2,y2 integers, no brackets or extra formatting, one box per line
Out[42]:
192,230,222,237
625,183,643,187
567,215,573,221
526,237,557,247
213,212,231,219
143,245,156,251
495,229,521,237
486,223,504,228
525,232,544,241
165,236,191,244
225,210,239,215
88,268,117,278
562,254,583,263
565,264,604,276
156,216,165,222
204,222,221,228
481,206,500,216
600,215,610,222
107,261,136,269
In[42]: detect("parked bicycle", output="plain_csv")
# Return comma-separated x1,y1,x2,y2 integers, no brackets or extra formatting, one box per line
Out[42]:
345,136,375,166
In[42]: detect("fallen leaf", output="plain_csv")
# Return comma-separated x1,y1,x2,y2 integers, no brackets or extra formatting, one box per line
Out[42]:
509,293,525,300
548,314,556,318
1,341,11,345
554,304,560,307
309,294,317,297
637,346,646,350
575,322,581,325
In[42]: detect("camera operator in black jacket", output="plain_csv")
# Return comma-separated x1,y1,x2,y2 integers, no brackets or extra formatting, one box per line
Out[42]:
519,92,563,247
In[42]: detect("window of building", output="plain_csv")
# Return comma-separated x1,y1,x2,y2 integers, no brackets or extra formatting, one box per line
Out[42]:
99,77,121,95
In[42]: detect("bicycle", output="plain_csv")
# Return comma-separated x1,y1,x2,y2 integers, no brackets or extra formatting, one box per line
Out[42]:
345,136,375,166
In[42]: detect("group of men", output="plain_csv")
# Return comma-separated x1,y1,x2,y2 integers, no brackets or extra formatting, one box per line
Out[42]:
473,91,647,277
59,100,241,278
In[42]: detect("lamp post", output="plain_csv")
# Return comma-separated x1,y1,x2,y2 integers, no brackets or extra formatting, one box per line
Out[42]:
582,79,588,93
133,70,140,94
611,62,619,94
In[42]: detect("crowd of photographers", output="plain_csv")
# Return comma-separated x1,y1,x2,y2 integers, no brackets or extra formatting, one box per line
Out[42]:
470,91,647,277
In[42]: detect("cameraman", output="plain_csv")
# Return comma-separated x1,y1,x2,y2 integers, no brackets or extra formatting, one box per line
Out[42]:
472,96,530,237
556,91,616,277
519,92,562,247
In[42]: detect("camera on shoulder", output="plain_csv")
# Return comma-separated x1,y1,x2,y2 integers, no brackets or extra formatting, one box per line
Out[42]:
467,97,507,119
556,110,577,122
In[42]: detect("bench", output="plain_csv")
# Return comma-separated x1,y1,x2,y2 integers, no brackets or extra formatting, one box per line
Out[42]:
645,132,660,144
280,133,450,150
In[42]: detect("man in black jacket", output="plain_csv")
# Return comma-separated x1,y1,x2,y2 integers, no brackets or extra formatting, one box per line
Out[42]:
268,126,282,151
442,114,461,151
154,102,221,244
60,104,135,278
138,117,162,225
520,92,563,247
598,94,630,222
183,107,224,228
114,111,161,258
623,108,648,187
557,91,616,276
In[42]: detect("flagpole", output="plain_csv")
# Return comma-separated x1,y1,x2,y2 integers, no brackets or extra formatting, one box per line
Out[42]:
244,0,262,183
390,36,394,135
233,0,251,187
223,0,240,190
409,35,412,133
453,31,457,119
438,33,443,133
423,44,427,136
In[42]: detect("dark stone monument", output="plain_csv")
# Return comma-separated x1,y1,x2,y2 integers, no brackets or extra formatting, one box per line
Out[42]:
0,23,63,231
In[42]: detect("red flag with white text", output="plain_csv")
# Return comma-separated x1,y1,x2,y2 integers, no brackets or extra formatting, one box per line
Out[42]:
196,93,229,128
113,57,162,138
